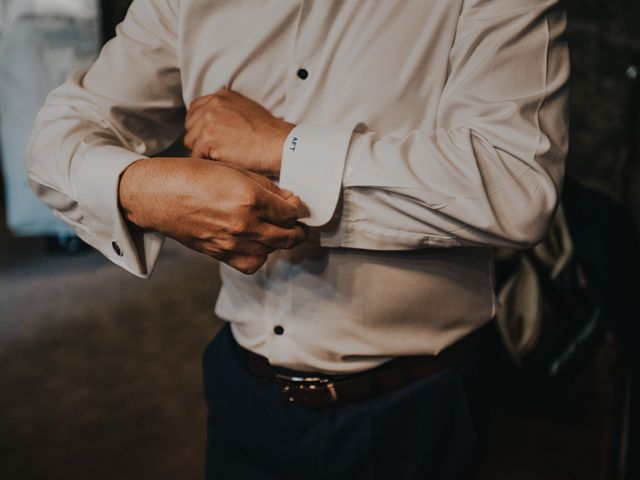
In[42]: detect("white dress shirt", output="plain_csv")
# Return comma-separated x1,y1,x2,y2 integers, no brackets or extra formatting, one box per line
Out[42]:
25,0,569,373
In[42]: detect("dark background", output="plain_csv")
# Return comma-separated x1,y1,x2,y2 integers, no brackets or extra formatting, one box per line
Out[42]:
565,0,640,223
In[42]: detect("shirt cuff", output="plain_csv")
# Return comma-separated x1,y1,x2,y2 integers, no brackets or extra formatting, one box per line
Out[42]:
279,122,360,227
74,145,164,278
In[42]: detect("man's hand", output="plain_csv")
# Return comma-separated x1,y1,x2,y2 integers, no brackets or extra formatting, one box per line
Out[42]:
184,88,295,176
118,157,307,274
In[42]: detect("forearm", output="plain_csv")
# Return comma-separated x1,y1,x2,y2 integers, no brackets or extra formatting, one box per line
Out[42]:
115,155,308,274
118,156,189,232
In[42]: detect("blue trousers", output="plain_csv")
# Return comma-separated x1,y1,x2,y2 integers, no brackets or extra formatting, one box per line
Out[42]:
202,323,488,479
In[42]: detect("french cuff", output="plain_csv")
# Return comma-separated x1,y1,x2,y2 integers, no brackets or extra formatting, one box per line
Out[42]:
74,145,164,278
279,122,360,227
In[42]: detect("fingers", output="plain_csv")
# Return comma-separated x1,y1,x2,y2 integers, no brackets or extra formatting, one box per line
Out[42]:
185,104,208,135
185,88,232,132
190,135,213,161
184,113,220,159
208,223,304,273
225,238,274,256
199,238,270,275
253,188,304,228
249,176,308,229
240,171,306,214
185,95,217,151
184,116,205,149
242,170,295,199
222,224,306,275
256,223,307,250
227,172,308,249
189,94,214,111
285,194,309,218
226,254,268,275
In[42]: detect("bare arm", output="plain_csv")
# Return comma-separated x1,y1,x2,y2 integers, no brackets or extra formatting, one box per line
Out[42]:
118,157,306,274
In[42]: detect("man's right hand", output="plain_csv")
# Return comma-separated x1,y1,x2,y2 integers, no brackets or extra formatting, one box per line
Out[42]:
118,157,308,274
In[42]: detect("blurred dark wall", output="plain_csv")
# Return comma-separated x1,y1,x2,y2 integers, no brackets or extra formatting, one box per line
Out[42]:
564,0,640,222
100,0,133,43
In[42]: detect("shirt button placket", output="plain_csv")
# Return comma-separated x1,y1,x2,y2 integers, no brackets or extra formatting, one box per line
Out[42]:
265,1,312,366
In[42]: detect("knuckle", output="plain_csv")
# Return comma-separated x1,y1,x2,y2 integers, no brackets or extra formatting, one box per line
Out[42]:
227,217,249,235
226,237,240,250
236,188,258,209
217,237,237,252
215,87,230,97
210,93,226,106
206,145,219,159
204,110,217,123
191,225,212,242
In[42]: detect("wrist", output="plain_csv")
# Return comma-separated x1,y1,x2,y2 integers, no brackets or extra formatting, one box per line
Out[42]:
118,158,151,229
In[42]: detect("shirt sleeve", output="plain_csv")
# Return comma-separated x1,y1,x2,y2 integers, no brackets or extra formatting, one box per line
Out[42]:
24,0,183,278
279,0,570,251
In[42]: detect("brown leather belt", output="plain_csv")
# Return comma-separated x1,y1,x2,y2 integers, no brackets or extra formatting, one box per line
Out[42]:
239,325,488,409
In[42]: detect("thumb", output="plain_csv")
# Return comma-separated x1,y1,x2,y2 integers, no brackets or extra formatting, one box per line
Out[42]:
285,194,309,219
254,187,304,228
244,170,290,197
229,168,309,223
253,176,308,219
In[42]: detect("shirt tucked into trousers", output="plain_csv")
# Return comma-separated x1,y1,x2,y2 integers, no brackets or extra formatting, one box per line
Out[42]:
203,323,496,480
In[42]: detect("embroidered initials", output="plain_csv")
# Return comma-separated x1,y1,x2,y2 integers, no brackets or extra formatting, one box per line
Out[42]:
289,136,298,151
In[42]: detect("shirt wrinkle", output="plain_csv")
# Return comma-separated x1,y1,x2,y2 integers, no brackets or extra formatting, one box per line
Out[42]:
24,0,569,373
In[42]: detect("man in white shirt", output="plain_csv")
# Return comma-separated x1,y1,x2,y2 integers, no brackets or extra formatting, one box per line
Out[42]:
25,0,569,478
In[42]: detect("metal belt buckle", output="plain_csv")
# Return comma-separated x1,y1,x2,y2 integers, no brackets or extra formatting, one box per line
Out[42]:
276,374,338,405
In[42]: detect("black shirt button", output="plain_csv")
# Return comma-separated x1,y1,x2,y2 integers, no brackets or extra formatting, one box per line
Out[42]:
296,68,309,80
112,240,123,257
273,325,285,335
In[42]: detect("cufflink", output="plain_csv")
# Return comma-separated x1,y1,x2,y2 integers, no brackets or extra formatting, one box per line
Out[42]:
112,240,123,257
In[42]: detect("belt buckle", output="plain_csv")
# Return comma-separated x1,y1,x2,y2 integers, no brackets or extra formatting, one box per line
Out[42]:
276,374,338,405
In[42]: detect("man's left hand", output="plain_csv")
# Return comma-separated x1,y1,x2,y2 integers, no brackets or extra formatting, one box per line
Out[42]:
185,88,295,177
